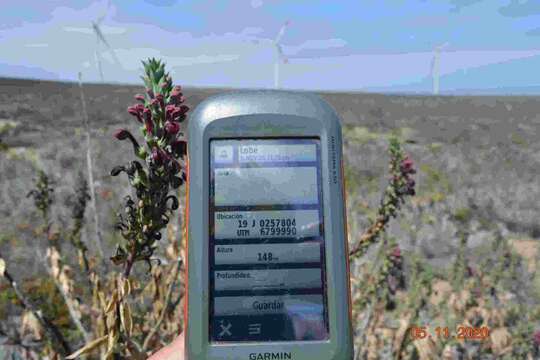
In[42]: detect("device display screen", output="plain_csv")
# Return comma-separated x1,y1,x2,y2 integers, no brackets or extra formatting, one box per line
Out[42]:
209,138,329,343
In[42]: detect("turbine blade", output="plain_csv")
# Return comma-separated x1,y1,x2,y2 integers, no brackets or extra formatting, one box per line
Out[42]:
93,24,122,68
93,24,109,46
95,0,111,25
95,15,106,26
274,20,290,44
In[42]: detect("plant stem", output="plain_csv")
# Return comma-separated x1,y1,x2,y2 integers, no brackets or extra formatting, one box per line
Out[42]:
78,72,105,259
0,251,72,356
142,257,183,350
123,246,137,279
44,245,92,344
349,216,387,258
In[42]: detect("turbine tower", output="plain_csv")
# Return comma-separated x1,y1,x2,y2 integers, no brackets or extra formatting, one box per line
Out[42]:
431,42,449,95
273,20,290,89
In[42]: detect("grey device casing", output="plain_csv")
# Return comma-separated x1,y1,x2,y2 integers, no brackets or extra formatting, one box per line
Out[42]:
186,90,353,360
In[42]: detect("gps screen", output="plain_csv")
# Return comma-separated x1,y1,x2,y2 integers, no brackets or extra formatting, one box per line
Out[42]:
209,138,329,343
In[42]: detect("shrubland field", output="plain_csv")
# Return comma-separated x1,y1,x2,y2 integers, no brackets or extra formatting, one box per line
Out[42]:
0,77,539,359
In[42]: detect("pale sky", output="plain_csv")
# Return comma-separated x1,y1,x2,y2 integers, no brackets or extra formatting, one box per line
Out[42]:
1,0,540,94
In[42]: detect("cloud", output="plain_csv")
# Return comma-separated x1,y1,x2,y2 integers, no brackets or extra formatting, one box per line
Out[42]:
279,38,349,59
251,0,264,8
100,48,240,71
449,0,485,12
407,15,450,27
499,0,540,17
143,0,179,7
242,27,264,36
63,25,127,35
24,43,49,48
295,38,347,51
526,27,540,36
63,26,94,35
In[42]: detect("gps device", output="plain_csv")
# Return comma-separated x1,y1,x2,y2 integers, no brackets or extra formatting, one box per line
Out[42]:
185,90,353,360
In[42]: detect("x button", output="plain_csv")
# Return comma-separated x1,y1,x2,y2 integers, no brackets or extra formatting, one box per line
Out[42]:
218,320,232,337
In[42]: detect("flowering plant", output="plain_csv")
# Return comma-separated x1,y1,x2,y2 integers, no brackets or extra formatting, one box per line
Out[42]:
111,58,188,277
349,137,416,258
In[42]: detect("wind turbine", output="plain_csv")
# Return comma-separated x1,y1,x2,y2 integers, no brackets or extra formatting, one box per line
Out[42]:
65,0,122,82
273,20,291,89
431,42,449,95
91,5,122,82
247,21,291,88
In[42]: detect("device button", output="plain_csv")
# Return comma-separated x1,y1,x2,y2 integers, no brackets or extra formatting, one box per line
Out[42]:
217,320,233,338
214,294,324,316
248,323,262,335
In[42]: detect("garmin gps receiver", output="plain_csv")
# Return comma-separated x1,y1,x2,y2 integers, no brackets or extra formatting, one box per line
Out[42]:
185,90,353,359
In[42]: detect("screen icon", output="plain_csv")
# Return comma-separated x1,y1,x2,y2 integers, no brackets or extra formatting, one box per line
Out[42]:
248,323,262,335
215,146,233,163
218,320,233,337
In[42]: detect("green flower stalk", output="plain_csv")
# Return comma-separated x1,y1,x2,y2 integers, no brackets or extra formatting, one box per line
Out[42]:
349,137,416,258
111,58,188,278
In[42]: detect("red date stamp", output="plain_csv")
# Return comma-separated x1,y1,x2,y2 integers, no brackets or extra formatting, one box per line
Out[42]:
409,326,490,341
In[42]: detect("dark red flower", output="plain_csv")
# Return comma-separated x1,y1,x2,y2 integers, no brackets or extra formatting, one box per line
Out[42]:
135,104,145,113
146,88,154,99
134,94,145,102
156,94,165,109
171,85,182,95
391,246,401,258
113,129,130,140
113,129,141,154
165,121,180,135
165,104,176,121
405,177,416,196
172,105,189,120
151,147,163,164
168,159,181,174
533,330,540,346
143,108,151,121
171,140,187,157
127,106,138,116
170,86,184,104
127,106,143,122
400,156,415,175
143,108,153,134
